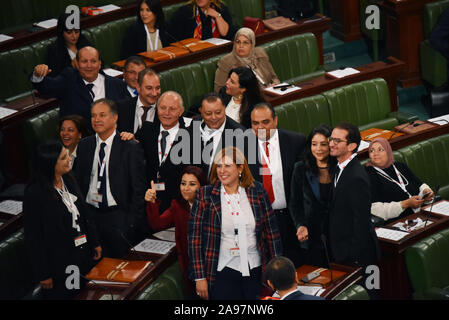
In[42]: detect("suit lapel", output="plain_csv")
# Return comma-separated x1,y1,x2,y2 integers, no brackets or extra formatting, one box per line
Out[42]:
278,130,290,184
108,132,122,194
210,182,222,225
75,73,94,105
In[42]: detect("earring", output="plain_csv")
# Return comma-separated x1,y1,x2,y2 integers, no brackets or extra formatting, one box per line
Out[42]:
239,172,242,179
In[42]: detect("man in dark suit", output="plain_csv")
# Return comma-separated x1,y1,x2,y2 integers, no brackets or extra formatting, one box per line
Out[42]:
265,256,324,300
249,102,306,267
117,67,161,133
430,7,449,83
74,98,146,258
135,91,192,213
187,92,246,179
122,56,146,98
328,122,380,274
31,46,128,127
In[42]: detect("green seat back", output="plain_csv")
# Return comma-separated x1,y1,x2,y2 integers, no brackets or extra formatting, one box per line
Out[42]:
276,95,330,136
226,0,264,29
423,0,449,38
405,228,449,299
163,3,185,23
333,284,370,300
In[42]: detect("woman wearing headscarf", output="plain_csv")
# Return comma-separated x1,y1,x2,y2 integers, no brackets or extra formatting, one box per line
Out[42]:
365,137,434,224
214,27,280,92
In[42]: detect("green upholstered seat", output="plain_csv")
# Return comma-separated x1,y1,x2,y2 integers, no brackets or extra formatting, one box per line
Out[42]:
405,228,449,299
420,0,449,87
0,229,38,300
226,0,264,29
333,284,370,300
360,0,385,61
135,261,189,300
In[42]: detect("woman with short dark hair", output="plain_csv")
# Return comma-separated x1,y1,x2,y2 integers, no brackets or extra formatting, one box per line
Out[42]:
58,115,90,170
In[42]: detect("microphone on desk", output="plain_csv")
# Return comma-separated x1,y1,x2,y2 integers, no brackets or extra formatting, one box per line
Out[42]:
424,185,440,228
388,120,420,140
164,31,194,54
22,68,39,110
119,231,147,261
321,234,333,283
79,274,115,300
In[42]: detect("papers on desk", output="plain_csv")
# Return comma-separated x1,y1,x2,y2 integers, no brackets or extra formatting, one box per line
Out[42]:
264,83,301,95
133,238,176,255
428,114,449,125
393,217,432,232
99,294,122,300
272,285,325,298
376,227,408,241
0,34,13,43
358,140,370,152
103,68,123,77
327,67,360,79
0,200,22,215
424,200,449,216
153,229,176,242
98,4,121,13
0,106,18,120
34,18,58,29
203,38,231,46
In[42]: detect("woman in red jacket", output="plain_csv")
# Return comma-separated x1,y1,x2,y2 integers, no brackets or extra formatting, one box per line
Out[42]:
144,166,207,296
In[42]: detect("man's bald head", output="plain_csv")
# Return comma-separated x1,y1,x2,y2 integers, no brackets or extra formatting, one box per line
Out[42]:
77,46,101,82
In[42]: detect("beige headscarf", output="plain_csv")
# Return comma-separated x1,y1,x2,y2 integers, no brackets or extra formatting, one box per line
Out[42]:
365,137,395,169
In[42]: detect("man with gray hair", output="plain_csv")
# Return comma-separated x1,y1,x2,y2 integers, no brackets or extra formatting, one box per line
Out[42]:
135,91,192,213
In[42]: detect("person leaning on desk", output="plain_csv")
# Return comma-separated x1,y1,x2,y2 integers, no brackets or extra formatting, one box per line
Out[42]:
214,27,280,92
365,137,434,225
23,141,102,300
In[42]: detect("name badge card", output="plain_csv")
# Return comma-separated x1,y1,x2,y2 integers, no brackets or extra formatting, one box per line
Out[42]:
154,182,165,191
74,234,87,247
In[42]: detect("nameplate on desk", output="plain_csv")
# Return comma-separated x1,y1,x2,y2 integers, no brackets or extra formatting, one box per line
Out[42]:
133,238,176,255
424,200,449,216
326,68,360,79
376,227,408,241
264,83,301,96
33,18,57,29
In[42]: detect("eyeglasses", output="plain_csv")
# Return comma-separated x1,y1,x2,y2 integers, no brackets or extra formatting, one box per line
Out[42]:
235,39,251,46
328,137,347,144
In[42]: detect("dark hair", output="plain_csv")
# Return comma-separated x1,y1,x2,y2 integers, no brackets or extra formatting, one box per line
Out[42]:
228,67,265,128
265,256,297,291
303,124,336,175
138,67,158,86
137,0,165,29
334,122,361,153
91,98,118,115
176,166,208,211
202,92,225,106
55,12,90,51
124,55,146,70
58,115,90,139
251,102,276,119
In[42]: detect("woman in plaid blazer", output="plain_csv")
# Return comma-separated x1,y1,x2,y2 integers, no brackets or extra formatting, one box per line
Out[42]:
188,146,282,300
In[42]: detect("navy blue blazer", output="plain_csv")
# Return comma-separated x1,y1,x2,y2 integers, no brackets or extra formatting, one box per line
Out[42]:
283,289,324,300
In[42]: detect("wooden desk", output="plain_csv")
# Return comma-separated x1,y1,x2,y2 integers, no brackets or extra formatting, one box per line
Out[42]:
357,123,449,160
377,209,449,299
0,211,22,241
76,246,177,300
380,0,434,88
265,56,405,111
330,0,362,42
295,263,363,299
112,15,331,71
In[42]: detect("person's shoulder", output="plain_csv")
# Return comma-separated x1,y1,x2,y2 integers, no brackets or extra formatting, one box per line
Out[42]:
218,52,236,65
293,160,306,171
253,47,269,58
279,128,305,142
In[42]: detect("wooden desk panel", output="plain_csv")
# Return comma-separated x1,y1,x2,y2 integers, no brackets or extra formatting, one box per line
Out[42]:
380,0,435,88
330,0,362,42
377,210,449,299
265,56,405,111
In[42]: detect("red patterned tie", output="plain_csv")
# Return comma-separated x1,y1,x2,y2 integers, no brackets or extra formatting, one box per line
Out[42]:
262,141,275,204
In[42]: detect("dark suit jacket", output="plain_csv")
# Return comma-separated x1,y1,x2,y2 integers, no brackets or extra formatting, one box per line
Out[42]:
430,7,449,60
74,131,146,235
249,129,306,205
329,157,380,267
283,289,324,300
32,67,128,126
116,96,158,133
122,21,170,59
23,174,99,283
187,116,247,178
134,118,189,213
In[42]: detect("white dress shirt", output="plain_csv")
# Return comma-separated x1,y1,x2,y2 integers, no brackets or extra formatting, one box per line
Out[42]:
225,99,241,123
134,97,156,133
83,73,105,101
334,153,357,187
86,131,118,208
158,123,180,164
200,119,226,174
258,130,287,210
127,85,137,97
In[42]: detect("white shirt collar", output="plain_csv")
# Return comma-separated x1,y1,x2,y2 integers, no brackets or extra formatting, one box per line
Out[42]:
160,122,180,137
83,73,103,87
95,130,116,146
338,153,357,170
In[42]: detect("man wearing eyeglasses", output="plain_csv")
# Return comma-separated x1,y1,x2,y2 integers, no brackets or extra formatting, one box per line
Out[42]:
328,122,380,293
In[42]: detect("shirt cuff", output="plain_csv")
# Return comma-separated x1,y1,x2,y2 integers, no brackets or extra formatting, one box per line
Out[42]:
31,74,44,83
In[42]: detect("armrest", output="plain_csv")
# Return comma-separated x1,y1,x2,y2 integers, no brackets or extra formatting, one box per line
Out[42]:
388,111,419,124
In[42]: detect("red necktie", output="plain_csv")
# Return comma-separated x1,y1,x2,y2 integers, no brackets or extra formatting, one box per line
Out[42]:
262,141,275,204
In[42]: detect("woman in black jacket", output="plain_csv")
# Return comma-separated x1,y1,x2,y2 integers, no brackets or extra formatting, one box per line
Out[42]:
23,141,101,299
122,0,170,58
46,13,91,77
289,124,336,267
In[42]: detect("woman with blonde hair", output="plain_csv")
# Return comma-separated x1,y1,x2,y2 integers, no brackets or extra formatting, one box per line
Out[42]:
188,146,282,300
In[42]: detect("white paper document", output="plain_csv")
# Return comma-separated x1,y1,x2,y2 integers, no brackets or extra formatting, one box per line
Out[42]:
0,106,18,120
153,229,176,242
376,227,409,241
393,217,432,232
34,18,58,29
98,4,121,13
0,34,13,42
103,68,123,77
272,286,325,298
428,114,449,125
203,38,231,46
0,200,22,215
133,238,176,255
264,83,301,95
327,67,360,78
424,200,449,216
